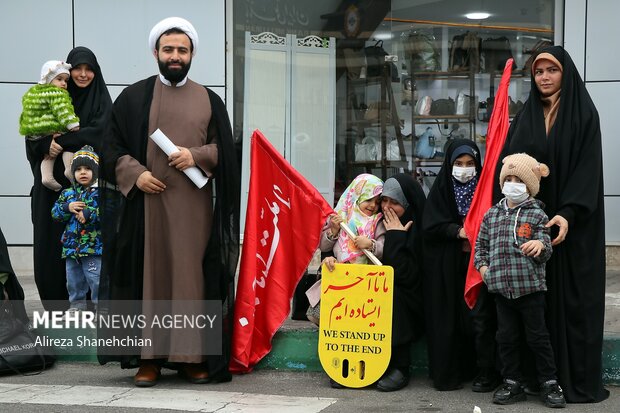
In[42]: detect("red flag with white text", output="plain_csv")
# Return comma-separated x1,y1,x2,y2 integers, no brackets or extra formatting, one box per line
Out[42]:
464,59,513,309
230,130,334,373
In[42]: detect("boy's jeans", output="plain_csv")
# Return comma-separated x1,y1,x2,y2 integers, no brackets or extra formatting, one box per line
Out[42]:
65,256,100,310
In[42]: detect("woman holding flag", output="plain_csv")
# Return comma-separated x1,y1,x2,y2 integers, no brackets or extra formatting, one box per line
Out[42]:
497,46,608,403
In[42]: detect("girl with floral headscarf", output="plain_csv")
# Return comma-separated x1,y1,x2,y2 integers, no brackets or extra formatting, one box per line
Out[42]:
322,173,385,264
306,174,385,328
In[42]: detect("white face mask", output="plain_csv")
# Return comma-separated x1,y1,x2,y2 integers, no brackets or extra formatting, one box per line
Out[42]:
502,182,529,204
452,166,477,183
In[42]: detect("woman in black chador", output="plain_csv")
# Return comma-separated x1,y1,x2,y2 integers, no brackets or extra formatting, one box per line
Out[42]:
375,173,426,392
422,139,498,391
25,47,112,310
498,45,608,403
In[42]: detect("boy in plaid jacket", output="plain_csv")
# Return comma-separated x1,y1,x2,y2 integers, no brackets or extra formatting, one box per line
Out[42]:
474,153,565,408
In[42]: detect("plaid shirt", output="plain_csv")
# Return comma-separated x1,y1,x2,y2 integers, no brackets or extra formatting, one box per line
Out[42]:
474,198,552,299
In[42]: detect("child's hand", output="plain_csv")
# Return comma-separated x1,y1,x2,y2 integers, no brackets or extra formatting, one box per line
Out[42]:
75,211,86,224
354,235,372,250
322,256,337,272
521,240,545,257
68,201,86,214
49,138,63,157
329,214,343,237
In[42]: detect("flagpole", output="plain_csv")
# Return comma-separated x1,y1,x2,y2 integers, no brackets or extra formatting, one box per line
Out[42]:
339,222,383,266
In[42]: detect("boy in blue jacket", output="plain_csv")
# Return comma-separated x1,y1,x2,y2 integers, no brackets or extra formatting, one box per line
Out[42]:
52,145,101,313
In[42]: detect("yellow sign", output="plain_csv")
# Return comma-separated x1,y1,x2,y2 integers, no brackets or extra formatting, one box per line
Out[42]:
318,263,393,388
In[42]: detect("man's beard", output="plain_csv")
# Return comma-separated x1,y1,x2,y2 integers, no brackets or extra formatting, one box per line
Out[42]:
158,58,191,83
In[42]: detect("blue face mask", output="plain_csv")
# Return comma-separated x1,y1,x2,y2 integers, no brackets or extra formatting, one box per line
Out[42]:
502,182,529,204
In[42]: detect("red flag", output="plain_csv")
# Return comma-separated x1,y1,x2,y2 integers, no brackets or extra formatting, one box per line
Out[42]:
230,130,334,373
463,59,514,309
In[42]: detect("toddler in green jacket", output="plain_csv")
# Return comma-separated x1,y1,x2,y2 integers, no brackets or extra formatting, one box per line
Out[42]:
19,60,80,191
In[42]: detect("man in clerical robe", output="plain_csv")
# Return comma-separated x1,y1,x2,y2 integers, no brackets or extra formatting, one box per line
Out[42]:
98,17,240,387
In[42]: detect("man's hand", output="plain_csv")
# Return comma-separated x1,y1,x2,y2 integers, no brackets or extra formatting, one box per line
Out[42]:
168,146,195,171
479,266,488,281
136,171,166,194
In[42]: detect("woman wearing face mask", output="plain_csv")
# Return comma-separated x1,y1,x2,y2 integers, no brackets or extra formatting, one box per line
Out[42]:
422,139,499,391
497,46,608,403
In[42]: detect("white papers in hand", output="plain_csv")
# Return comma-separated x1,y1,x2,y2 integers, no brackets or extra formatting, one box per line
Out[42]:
149,128,209,189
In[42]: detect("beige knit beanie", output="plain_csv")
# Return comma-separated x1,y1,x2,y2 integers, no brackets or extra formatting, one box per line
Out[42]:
499,153,550,197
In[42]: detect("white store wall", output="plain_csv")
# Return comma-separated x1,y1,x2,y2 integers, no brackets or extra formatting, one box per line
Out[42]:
564,0,620,242
0,0,619,245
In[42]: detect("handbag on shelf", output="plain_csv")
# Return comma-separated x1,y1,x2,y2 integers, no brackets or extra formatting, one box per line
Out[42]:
364,40,388,77
414,127,437,159
0,299,55,376
404,32,440,71
455,93,477,116
481,36,514,72
477,96,495,122
364,101,391,123
386,138,402,161
430,97,456,116
355,136,379,161
449,31,481,72
415,96,433,116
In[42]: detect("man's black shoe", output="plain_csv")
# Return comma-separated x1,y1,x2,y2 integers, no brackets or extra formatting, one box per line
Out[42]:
376,368,409,392
471,370,501,392
492,379,526,405
540,380,566,408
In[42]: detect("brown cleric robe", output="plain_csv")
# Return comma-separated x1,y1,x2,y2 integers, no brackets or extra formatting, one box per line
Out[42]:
116,77,218,363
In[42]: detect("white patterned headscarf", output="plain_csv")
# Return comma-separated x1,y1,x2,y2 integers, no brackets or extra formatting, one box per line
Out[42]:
149,17,199,56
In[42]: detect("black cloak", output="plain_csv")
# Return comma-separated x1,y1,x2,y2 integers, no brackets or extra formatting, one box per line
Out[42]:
98,76,240,383
381,173,426,369
24,47,112,310
422,139,482,390
498,46,608,402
